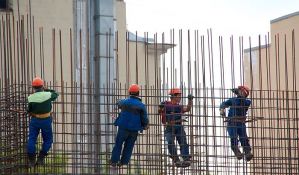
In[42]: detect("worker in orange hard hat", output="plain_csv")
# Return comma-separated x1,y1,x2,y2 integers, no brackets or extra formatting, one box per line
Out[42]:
158,88,194,168
168,88,182,96
110,84,149,167
219,85,253,162
27,77,59,167
128,84,140,94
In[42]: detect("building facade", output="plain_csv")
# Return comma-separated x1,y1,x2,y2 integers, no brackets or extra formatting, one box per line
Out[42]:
244,11,299,174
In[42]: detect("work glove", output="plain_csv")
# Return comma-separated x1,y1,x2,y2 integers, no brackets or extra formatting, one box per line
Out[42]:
143,125,149,130
187,94,194,101
231,88,239,96
159,104,164,109
44,88,55,93
219,108,226,117
168,120,176,126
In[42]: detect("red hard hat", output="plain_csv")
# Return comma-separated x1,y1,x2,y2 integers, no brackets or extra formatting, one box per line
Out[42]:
169,88,182,96
128,84,140,93
238,85,250,97
32,77,44,87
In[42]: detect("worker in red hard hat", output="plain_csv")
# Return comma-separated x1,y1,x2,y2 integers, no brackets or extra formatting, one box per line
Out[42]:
27,77,59,167
158,88,194,168
110,84,149,167
219,85,253,162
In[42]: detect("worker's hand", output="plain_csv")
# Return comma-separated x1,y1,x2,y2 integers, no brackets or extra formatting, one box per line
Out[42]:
143,125,149,130
187,94,194,101
159,104,164,109
43,86,50,91
181,119,188,122
168,120,176,126
110,113,117,120
44,87,54,92
219,108,226,117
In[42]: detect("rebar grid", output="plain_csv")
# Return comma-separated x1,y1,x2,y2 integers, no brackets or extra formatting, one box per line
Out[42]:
0,13,298,175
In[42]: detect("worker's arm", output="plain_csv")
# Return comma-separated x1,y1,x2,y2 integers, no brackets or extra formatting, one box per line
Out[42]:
27,102,32,113
183,94,194,113
158,101,166,113
219,99,232,117
44,88,59,101
141,105,149,130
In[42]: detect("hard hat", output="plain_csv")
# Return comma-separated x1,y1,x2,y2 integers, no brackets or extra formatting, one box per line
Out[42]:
32,77,44,87
128,84,140,93
169,88,182,96
238,85,250,97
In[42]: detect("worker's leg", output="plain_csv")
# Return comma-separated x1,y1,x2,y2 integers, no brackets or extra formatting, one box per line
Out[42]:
111,128,129,164
176,127,190,160
165,129,178,158
27,118,40,166
176,126,191,167
238,124,253,161
40,117,53,153
227,124,242,159
27,118,40,155
227,123,239,147
165,127,181,165
37,117,53,165
238,124,251,151
120,131,138,165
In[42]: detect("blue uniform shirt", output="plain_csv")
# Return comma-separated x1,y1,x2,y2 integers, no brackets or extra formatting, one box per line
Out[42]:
220,97,251,118
163,103,183,122
114,96,149,132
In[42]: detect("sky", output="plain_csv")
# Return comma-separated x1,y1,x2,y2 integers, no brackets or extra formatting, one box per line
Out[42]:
125,0,299,40
124,0,299,89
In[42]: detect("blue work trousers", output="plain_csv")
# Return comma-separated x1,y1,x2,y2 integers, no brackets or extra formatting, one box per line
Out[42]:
227,122,251,152
165,125,190,159
111,128,138,165
27,117,53,156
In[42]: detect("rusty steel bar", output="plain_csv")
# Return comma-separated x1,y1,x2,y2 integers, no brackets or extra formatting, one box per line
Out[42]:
0,13,298,175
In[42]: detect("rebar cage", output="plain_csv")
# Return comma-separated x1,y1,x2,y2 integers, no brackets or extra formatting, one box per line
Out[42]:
0,13,299,175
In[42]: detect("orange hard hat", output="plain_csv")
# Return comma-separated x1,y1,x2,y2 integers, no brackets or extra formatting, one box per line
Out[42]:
238,85,250,97
169,88,182,96
128,84,140,93
32,77,44,87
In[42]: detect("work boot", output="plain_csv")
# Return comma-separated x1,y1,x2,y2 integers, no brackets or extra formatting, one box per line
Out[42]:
182,156,191,164
231,147,243,160
245,151,253,162
181,156,191,168
169,155,182,167
109,160,118,167
169,155,180,163
36,151,47,166
110,162,118,167
118,162,128,167
28,154,36,168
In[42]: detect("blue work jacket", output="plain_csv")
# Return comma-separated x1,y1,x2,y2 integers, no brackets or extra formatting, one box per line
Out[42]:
161,102,184,122
114,96,149,132
220,96,251,118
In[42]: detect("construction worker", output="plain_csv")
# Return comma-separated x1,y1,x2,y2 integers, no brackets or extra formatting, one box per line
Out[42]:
219,85,253,162
110,84,149,167
159,88,193,167
27,77,59,167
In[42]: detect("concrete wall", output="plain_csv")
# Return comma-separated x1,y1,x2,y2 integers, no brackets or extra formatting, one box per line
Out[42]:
270,12,299,91
0,0,174,173
10,0,74,83
244,12,299,174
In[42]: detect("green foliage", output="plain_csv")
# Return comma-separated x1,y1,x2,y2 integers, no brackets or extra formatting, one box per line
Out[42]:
96,154,150,175
0,142,25,172
0,141,68,174
28,152,68,174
